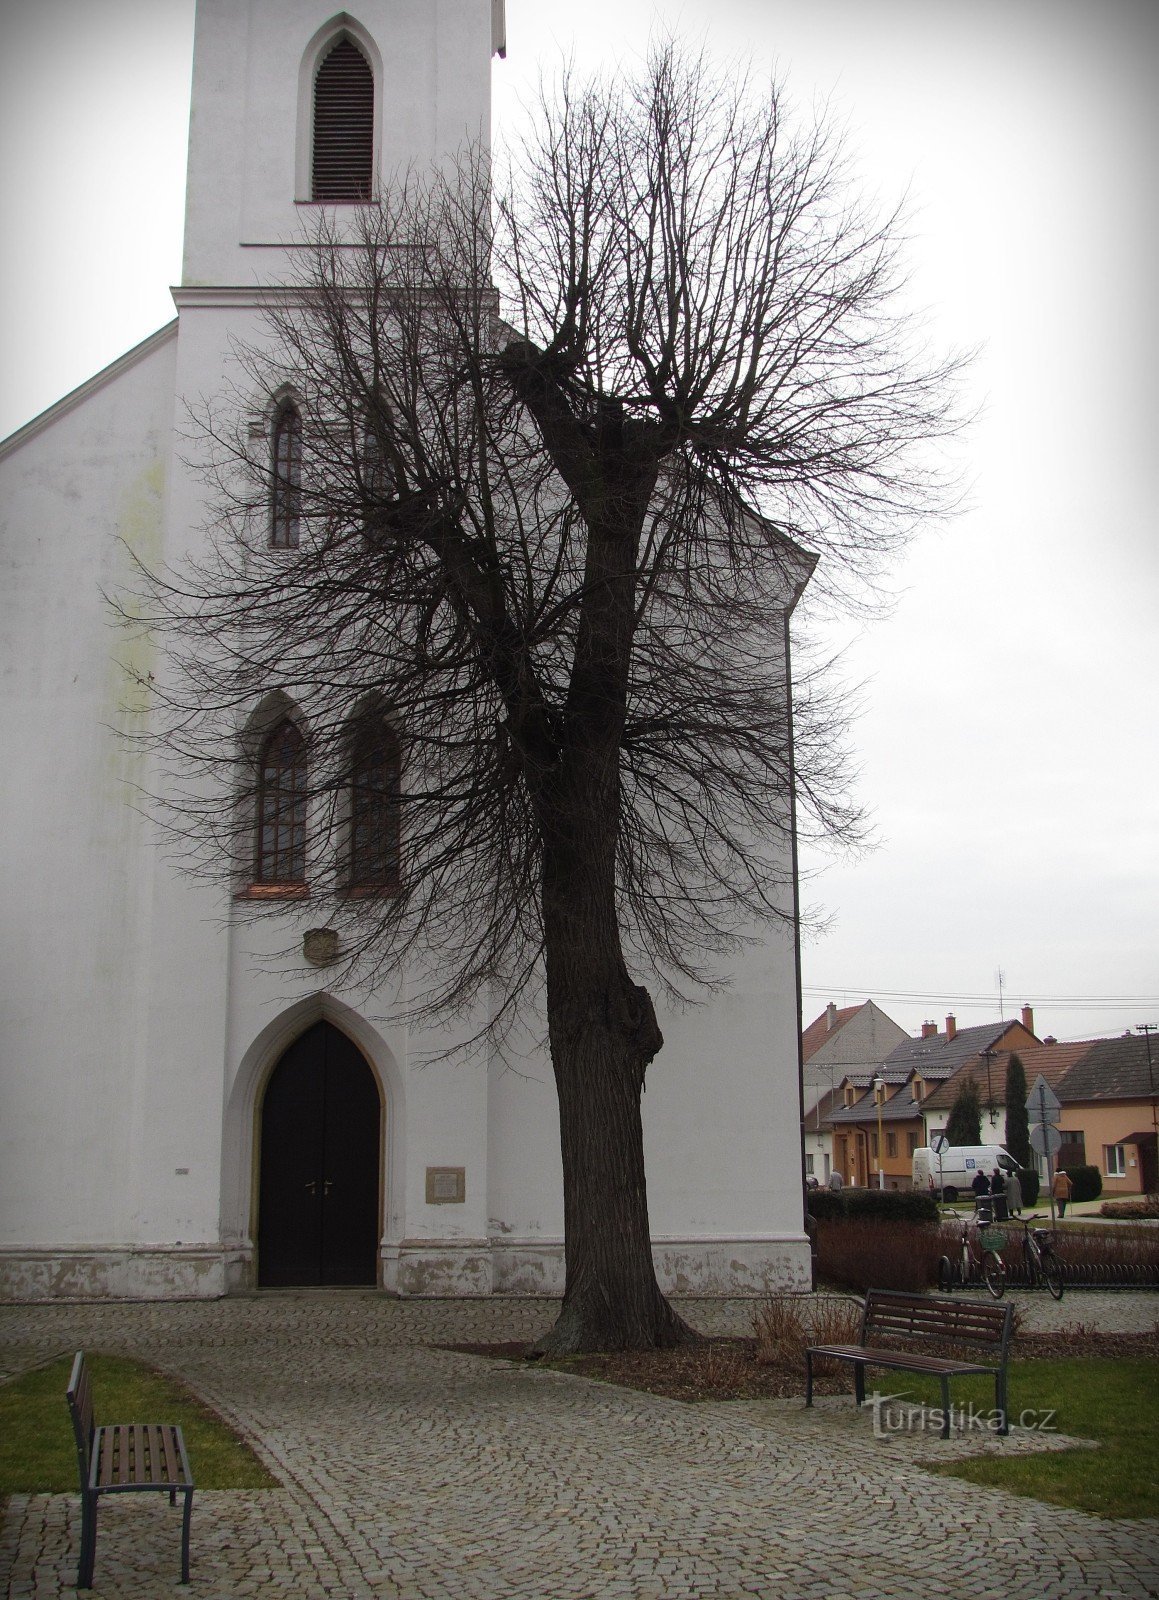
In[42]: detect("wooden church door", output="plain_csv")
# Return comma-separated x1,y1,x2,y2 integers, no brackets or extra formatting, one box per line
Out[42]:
258,1021,381,1286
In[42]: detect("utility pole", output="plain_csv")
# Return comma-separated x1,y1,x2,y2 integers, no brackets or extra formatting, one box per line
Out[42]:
980,1047,998,1130
1139,1025,1158,1184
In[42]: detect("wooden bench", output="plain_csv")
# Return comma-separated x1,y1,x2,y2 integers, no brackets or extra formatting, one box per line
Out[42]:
804,1289,1013,1438
65,1351,194,1589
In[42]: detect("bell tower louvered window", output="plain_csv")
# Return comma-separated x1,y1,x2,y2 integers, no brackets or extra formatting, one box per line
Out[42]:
312,38,374,202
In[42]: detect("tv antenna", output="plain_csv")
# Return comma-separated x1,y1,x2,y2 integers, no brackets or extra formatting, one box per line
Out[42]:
996,966,1006,1020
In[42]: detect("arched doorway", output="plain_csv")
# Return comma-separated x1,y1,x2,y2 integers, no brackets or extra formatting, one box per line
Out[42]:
258,1021,382,1286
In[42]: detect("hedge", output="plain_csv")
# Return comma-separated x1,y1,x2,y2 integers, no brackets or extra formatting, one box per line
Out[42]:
806,1187,939,1224
1018,1167,1040,1207
1063,1164,1103,1203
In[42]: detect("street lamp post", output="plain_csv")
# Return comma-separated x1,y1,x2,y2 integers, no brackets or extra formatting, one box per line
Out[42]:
873,1073,885,1190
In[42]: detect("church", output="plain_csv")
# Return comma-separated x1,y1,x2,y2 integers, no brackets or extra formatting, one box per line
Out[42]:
0,0,811,1302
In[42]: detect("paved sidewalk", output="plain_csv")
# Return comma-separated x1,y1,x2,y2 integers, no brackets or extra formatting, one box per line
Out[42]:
1,1293,1156,1600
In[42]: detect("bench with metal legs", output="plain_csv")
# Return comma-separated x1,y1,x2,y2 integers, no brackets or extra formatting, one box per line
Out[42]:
65,1351,194,1589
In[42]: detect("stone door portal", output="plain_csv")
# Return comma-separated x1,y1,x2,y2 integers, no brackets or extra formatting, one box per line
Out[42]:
257,1021,381,1286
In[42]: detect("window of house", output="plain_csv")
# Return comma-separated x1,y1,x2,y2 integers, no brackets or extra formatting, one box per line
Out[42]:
270,401,302,549
907,1132,919,1156
1058,1131,1086,1166
348,718,400,890
255,719,308,886
1105,1144,1127,1178
312,38,374,201
805,1153,814,1175
886,1131,897,1159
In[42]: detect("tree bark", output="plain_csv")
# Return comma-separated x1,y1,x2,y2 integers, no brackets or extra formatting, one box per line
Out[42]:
532,826,699,1355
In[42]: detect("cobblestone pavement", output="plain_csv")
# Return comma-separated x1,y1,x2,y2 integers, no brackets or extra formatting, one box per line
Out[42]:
1,1292,1156,1600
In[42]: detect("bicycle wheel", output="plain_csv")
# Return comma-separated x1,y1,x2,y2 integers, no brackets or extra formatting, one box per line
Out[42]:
938,1255,954,1292
1041,1249,1064,1300
982,1251,1006,1299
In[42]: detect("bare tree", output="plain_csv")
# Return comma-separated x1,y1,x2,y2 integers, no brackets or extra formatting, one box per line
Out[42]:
131,47,964,1353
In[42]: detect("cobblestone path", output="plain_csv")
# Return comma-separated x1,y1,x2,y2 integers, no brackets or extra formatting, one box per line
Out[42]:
1,1293,1156,1599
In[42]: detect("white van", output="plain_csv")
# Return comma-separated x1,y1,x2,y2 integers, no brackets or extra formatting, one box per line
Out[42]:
912,1144,1018,1201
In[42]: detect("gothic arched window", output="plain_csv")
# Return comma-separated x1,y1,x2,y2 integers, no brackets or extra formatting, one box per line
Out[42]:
348,718,400,891
270,400,302,549
312,38,374,202
255,719,308,886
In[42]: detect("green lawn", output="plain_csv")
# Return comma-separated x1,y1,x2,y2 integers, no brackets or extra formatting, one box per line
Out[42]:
0,1353,278,1494
898,1358,1158,1521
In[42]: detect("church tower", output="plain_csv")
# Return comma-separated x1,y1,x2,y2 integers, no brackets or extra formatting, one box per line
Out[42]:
180,1,501,291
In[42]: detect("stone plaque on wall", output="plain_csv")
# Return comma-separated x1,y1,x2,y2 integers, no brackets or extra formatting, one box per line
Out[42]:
425,1167,466,1204
302,927,340,967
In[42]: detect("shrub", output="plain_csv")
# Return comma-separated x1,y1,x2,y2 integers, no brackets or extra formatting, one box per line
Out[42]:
1018,1167,1040,1207
807,1187,939,1224
1101,1195,1159,1219
1028,1223,1159,1276
751,1294,861,1373
751,1295,808,1365
1004,1054,1031,1168
814,1218,944,1293
1064,1164,1103,1203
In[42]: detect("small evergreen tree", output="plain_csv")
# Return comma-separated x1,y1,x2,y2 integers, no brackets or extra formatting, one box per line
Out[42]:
945,1076,983,1145
1004,1053,1031,1167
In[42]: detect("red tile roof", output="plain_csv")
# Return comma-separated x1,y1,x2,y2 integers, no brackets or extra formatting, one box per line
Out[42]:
920,1042,1093,1112
801,1004,863,1064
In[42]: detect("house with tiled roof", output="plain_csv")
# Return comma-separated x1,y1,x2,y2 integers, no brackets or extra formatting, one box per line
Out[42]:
816,1009,1040,1189
919,1034,1085,1160
800,1001,908,1184
827,1075,930,1190
1054,1035,1159,1195
884,1009,1041,1150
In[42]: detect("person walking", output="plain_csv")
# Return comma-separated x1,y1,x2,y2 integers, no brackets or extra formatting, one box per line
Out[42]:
1052,1167,1073,1218
1005,1167,1023,1217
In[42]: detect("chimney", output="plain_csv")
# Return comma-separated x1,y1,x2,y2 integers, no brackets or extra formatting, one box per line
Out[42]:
921,1020,938,1040
945,1014,957,1041
826,1002,838,1032
1021,1004,1034,1035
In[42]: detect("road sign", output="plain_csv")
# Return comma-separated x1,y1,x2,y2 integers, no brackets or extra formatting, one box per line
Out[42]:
1030,1123,1063,1157
1026,1074,1062,1124
931,1133,947,1153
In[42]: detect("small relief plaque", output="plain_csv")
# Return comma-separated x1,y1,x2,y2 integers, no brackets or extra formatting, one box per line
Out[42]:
303,927,340,967
425,1166,466,1204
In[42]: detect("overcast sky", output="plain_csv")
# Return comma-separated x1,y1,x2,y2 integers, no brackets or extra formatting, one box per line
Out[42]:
1,0,1155,1044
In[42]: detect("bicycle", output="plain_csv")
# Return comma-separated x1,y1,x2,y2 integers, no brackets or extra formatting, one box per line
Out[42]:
938,1215,1006,1298
1017,1214,1065,1299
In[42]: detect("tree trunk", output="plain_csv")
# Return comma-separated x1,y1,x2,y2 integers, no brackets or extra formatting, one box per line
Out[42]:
532,841,699,1355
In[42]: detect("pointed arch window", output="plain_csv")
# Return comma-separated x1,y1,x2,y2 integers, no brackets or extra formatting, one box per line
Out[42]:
270,401,302,549
361,408,398,538
312,38,374,202
348,719,400,891
255,719,308,887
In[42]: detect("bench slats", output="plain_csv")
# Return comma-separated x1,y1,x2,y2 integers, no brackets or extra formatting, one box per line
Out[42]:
807,1342,995,1376
804,1290,1012,1440
66,1352,194,1589
94,1424,191,1490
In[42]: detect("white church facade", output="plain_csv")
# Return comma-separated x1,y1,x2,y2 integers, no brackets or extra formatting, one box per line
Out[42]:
0,0,811,1303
